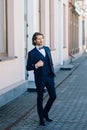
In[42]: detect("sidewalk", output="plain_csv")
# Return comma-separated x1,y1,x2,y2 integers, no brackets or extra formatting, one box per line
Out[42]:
0,53,87,130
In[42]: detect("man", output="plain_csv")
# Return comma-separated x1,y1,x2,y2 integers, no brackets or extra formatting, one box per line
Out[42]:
26,32,56,126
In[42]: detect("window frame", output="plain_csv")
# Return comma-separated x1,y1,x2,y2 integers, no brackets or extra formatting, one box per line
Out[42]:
0,0,8,57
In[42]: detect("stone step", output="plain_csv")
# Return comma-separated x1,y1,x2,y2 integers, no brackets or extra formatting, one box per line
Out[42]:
60,64,74,70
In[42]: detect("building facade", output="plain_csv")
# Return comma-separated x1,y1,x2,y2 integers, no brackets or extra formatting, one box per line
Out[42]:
68,0,86,56
0,0,26,106
0,0,86,107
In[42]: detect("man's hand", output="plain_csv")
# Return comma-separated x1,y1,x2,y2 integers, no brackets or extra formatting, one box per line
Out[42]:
35,60,44,68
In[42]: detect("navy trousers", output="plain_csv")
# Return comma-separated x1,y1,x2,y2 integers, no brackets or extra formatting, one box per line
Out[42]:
36,76,56,120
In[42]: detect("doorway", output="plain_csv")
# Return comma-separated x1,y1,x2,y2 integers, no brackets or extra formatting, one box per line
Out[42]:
24,0,29,80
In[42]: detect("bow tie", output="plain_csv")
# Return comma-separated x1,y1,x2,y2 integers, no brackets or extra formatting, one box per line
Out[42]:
39,46,44,50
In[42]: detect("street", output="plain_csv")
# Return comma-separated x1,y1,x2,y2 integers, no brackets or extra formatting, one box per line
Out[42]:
1,53,87,130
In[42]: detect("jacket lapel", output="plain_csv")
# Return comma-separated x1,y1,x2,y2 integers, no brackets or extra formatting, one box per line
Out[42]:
35,47,45,59
44,47,50,58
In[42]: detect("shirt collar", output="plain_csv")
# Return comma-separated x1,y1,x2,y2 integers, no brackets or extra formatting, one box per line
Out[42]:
36,46,43,50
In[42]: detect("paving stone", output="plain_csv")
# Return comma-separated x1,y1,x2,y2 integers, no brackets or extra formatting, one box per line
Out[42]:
1,53,87,130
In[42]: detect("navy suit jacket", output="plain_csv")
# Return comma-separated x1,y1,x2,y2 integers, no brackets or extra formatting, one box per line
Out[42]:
26,46,55,83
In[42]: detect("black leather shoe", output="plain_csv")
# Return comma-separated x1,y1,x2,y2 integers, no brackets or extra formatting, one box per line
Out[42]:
44,115,53,122
39,120,45,126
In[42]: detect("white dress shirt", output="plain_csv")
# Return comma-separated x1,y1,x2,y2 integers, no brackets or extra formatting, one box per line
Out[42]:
36,46,46,57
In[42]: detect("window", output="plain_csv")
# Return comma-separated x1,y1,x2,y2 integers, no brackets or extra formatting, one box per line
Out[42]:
0,0,7,57
39,0,55,50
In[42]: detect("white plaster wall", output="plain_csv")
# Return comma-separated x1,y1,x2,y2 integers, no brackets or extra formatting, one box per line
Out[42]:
48,0,69,67
54,0,69,66
49,0,68,67
44,0,50,46
62,0,69,64
0,0,25,90
51,0,60,66
58,0,63,65
27,0,40,81
27,0,40,51
79,16,83,52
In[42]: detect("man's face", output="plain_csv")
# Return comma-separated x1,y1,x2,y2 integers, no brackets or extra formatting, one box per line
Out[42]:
35,35,44,46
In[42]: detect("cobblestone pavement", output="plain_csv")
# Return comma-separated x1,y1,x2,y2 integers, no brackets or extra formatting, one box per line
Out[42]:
0,53,87,130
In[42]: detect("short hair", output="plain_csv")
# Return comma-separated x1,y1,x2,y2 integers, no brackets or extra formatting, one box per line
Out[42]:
32,32,44,46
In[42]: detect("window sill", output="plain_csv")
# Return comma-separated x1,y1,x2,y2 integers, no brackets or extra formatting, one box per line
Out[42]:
0,56,18,62
50,48,56,51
